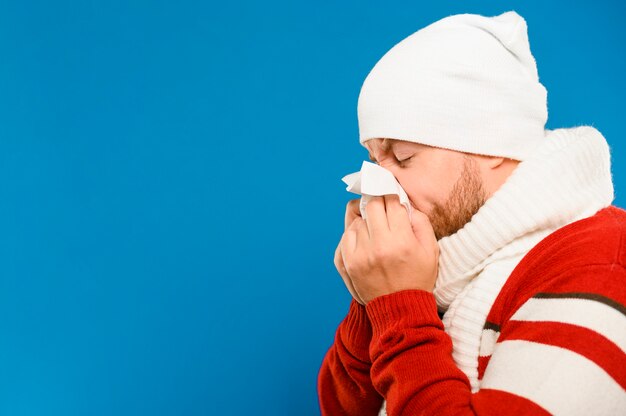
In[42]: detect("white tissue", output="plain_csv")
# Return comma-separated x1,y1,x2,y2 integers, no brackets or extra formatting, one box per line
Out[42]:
341,161,413,223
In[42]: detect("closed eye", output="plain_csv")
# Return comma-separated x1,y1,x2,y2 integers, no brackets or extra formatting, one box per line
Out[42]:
368,153,412,167
396,156,412,167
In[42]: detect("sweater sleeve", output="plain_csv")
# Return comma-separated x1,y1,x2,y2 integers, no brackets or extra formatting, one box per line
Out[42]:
365,265,626,416
318,299,384,416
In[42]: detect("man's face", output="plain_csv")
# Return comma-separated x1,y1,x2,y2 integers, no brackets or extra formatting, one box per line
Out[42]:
365,138,488,241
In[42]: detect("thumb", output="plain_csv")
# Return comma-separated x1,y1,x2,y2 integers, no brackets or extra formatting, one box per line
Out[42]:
410,207,438,247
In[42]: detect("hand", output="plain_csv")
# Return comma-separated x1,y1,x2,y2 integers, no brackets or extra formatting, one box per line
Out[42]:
339,194,439,304
334,199,366,304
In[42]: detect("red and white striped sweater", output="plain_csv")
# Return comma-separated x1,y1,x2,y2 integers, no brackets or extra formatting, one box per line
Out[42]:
318,204,626,415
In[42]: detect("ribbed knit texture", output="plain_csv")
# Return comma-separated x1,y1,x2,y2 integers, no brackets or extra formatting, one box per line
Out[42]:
366,290,441,337
358,10,549,161
318,299,384,415
318,207,626,415
372,125,615,415
434,125,614,310
342,298,372,361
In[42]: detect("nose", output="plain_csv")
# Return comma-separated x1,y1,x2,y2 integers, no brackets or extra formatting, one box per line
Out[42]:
378,161,400,178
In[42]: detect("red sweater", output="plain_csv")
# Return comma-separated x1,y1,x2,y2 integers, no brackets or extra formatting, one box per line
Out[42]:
318,205,626,415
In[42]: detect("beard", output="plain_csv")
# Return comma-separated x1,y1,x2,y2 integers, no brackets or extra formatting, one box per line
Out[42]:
428,155,488,241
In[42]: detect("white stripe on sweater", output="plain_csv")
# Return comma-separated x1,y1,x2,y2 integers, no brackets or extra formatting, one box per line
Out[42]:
479,328,499,357
377,126,616,416
480,340,626,415
510,297,626,353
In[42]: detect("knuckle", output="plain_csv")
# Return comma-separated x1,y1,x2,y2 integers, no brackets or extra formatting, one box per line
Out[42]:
345,199,362,228
347,199,359,212
344,261,356,275
370,244,388,262
346,255,364,274
333,249,341,266
398,243,411,257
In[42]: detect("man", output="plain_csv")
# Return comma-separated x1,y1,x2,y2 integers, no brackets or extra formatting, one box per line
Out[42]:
318,10,626,416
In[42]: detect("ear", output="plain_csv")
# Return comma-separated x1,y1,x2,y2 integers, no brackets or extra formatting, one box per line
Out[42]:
467,154,506,170
486,156,506,169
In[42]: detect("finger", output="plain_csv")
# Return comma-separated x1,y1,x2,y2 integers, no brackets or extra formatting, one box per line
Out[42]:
410,207,439,252
339,227,366,303
345,198,361,230
363,196,389,239
342,218,359,256
355,216,370,250
334,244,364,305
385,194,411,232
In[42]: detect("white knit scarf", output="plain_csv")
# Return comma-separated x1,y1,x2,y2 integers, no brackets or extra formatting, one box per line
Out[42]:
378,125,614,415
434,125,615,309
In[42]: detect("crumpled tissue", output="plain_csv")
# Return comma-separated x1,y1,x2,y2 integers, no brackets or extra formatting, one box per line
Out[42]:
341,161,413,223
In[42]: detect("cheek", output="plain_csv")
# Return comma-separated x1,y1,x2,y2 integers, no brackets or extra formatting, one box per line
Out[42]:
395,168,449,211
421,154,463,198
394,172,426,207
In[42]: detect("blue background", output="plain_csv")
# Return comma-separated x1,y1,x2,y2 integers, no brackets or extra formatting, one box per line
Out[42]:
0,1,624,415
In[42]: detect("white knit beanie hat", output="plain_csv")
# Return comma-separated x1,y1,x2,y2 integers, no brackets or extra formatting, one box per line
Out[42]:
357,10,548,161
